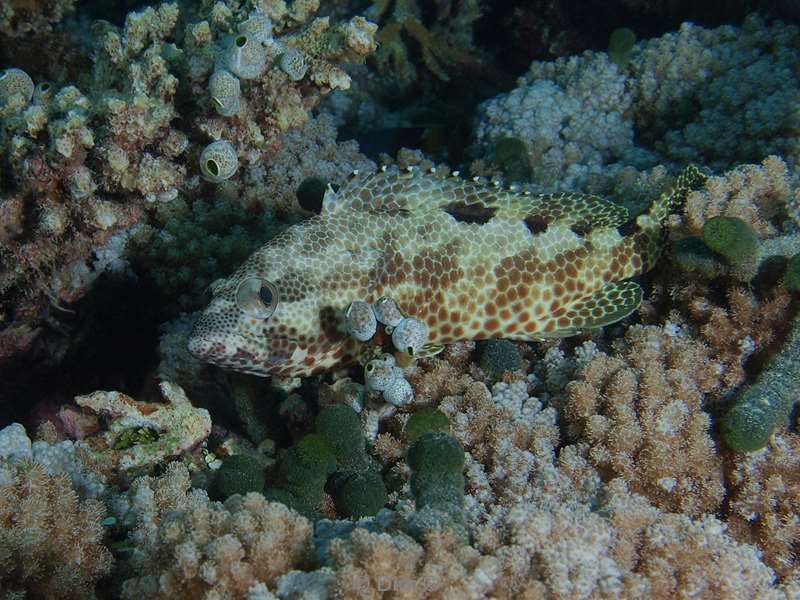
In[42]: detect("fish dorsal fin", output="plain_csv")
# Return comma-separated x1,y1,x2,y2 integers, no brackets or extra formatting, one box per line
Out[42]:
322,167,628,232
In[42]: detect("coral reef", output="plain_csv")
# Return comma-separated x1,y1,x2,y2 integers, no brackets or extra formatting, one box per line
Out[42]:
0,0,75,37
69,381,211,472
3,3,800,599
115,462,315,599
0,461,113,598
365,0,483,88
473,15,800,191
558,325,725,516
0,1,377,358
726,429,800,579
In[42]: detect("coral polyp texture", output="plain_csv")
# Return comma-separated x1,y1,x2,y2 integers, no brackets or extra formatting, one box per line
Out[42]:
0,1,377,358
3,3,800,599
473,15,800,192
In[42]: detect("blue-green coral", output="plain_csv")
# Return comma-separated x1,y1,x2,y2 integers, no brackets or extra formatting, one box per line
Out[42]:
701,216,759,267
721,317,800,452
212,454,266,499
406,431,467,541
132,197,289,314
266,405,386,519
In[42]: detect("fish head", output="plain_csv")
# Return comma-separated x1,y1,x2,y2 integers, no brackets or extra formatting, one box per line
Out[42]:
187,223,353,377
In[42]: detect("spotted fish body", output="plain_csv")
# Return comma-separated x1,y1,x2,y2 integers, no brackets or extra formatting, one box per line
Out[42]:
188,166,704,377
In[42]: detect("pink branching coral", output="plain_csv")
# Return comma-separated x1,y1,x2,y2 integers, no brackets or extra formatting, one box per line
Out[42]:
677,285,792,390
684,155,791,239
726,430,800,580
558,325,724,516
0,461,113,599
601,479,790,599
328,528,499,599
118,462,315,599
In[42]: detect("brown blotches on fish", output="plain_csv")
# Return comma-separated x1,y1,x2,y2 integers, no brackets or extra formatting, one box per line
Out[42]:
618,219,639,237
319,306,346,343
485,318,500,332
570,221,593,236
524,215,549,235
443,202,497,225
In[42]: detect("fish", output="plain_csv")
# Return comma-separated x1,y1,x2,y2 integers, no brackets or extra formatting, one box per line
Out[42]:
188,165,705,378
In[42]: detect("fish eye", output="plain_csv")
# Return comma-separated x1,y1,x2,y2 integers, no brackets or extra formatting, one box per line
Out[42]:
235,277,279,319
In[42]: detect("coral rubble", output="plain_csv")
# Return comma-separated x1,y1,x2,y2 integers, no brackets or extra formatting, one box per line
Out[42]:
1,3,800,600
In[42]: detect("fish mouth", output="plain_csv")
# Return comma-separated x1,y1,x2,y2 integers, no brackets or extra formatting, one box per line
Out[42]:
187,329,302,368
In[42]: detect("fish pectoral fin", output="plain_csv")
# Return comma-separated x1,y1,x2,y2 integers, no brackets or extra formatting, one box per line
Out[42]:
545,280,643,337
568,280,643,329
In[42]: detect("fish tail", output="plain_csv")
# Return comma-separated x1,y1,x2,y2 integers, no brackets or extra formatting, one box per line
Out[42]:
630,165,707,273
646,164,707,225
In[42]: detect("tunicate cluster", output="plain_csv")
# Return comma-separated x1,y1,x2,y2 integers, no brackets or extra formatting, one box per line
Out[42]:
200,140,239,182
391,317,428,357
32,81,53,105
0,68,34,110
207,11,274,114
238,11,273,44
221,32,268,80
345,300,377,341
278,48,308,82
365,354,413,406
372,297,404,327
209,69,241,116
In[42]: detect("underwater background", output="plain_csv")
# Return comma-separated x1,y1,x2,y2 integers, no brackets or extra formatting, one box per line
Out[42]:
1,0,800,597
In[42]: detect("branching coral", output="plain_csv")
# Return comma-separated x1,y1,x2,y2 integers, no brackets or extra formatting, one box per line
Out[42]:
474,16,800,192
674,285,792,391
726,430,800,579
0,461,113,599
684,155,791,239
117,462,315,599
0,0,75,37
366,0,482,89
0,1,377,361
328,528,500,599
558,325,724,516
